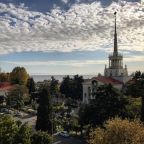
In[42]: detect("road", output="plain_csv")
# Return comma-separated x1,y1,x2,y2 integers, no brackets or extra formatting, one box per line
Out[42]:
53,135,86,144
14,114,37,130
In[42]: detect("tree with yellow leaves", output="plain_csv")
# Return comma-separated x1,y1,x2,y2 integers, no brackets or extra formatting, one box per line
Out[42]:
10,67,29,85
89,118,144,144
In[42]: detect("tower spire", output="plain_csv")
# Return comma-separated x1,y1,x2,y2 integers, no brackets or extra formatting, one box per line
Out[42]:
114,12,118,56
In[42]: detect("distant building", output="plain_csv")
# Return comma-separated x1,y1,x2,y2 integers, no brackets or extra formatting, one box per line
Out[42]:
82,12,131,104
0,82,14,97
0,82,15,105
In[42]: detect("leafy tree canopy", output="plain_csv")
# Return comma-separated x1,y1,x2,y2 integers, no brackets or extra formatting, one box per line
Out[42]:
10,67,29,85
36,87,53,134
0,115,31,144
89,118,144,144
60,75,83,100
27,77,36,94
79,84,128,127
0,72,10,82
6,85,29,110
50,76,59,96
126,71,144,121
0,115,52,144
127,71,144,97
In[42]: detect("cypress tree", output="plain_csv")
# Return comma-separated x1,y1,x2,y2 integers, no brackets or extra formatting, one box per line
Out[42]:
36,87,52,134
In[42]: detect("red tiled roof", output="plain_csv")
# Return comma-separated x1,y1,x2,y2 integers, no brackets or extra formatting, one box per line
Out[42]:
95,76,123,85
0,82,14,91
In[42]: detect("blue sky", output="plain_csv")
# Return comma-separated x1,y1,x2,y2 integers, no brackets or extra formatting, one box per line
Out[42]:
0,0,143,75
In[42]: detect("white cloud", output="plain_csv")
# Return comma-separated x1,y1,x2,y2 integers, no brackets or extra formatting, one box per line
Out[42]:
61,0,69,4
0,1,143,54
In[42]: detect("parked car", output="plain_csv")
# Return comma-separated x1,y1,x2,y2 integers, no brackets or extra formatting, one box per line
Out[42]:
0,108,9,113
59,131,69,137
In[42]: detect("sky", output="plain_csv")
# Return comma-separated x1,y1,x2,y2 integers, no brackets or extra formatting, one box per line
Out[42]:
0,0,143,75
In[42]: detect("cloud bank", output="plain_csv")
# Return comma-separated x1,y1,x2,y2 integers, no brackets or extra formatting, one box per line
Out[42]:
0,1,143,55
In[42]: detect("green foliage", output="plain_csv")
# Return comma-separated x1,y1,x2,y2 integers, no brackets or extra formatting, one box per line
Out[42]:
126,97,141,119
126,71,144,121
0,115,52,144
27,77,36,94
10,67,29,85
66,98,78,108
0,115,19,144
0,72,10,82
89,118,144,144
50,76,59,96
60,75,83,100
31,131,52,144
0,115,31,144
36,87,53,134
127,71,144,97
6,85,29,110
14,123,32,144
79,84,128,127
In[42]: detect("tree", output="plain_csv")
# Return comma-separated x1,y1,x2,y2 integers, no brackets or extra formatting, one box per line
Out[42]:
0,115,31,144
27,77,36,94
0,72,10,82
60,75,83,100
27,77,36,103
6,85,29,110
79,84,128,127
50,76,59,96
0,115,52,144
0,115,18,144
127,71,144,121
14,123,32,144
60,75,71,98
73,75,84,100
10,67,29,85
36,87,53,134
126,97,141,119
31,131,52,144
89,118,144,144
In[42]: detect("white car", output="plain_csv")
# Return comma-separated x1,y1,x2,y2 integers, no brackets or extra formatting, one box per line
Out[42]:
59,131,69,137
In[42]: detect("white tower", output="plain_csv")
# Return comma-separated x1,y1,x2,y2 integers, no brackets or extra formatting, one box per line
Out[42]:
104,12,128,83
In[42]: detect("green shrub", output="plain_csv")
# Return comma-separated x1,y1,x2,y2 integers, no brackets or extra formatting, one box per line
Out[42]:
31,131,52,144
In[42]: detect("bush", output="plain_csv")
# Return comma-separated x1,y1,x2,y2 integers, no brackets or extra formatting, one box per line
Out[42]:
89,118,144,144
31,131,52,144
0,115,52,144
0,115,19,144
126,97,141,119
0,115,32,144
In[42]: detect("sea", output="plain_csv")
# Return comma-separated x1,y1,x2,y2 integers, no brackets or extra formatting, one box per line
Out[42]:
31,75,95,82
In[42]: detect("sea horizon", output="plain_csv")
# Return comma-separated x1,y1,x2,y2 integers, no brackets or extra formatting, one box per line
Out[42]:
31,74,96,82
